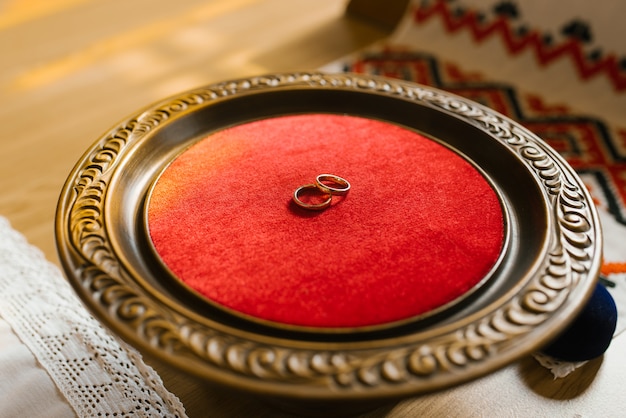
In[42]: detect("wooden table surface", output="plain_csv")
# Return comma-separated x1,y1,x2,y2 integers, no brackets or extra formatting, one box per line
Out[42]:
1,1,624,416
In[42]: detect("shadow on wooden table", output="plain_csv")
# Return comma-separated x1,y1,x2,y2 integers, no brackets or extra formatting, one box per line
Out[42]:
517,355,603,400
251,13,390,73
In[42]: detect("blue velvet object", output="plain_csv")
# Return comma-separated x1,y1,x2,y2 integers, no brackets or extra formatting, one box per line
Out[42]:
541,284,618,361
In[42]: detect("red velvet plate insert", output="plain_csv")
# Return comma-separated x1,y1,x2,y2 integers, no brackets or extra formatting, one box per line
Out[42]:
147,114,505,328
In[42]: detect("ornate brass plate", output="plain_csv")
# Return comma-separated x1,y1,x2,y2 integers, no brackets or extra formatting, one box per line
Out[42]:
56,73,601,402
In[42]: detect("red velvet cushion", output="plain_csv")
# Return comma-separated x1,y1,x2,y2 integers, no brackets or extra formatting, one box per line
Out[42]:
147,114,504,328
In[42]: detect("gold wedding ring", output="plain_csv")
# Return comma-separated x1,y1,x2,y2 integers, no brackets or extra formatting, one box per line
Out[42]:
315,174,351,196
292,184,332,211
293,174,350,211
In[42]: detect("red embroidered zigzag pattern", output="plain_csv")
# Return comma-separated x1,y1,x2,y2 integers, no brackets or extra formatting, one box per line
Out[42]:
347,49,626,220
413,1,626,92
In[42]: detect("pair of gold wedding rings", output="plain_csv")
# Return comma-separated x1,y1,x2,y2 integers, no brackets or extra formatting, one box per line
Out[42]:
292,174,350,211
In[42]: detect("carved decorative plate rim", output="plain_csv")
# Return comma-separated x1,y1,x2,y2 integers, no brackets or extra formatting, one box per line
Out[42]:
55,72,601,401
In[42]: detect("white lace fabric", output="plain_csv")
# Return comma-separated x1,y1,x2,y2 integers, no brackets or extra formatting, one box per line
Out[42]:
0,217,187,418
532,353,587,379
